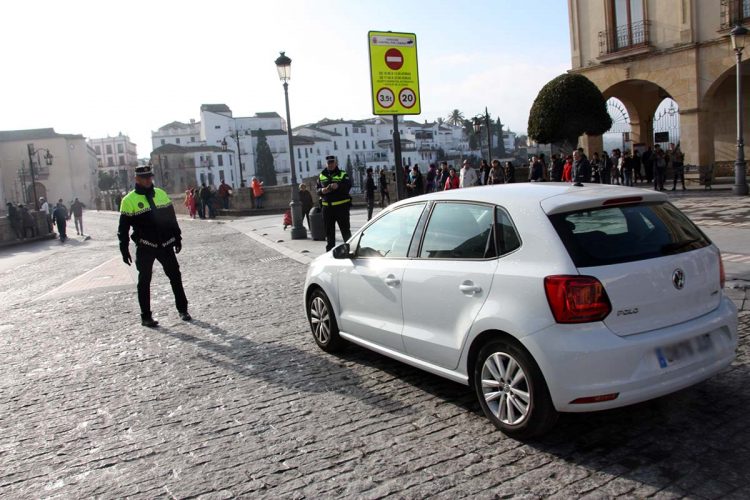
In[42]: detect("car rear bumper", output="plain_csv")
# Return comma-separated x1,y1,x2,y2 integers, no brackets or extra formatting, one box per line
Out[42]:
522,296,738,413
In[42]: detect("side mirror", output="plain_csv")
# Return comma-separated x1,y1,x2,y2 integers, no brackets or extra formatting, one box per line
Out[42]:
332,243,352,259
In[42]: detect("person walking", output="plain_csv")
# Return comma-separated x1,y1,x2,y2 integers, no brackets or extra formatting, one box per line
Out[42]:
654,145,667,191
39,197,52,232
669,143,686,191
444,167,460,190
572,149,591,185
364,167,376,221
642,146,654,185
51,199,68,242
406,164,424,197
479,159,491,185
529,156,544,182
600,151,612,184
317,155,352,252
251,177,264,209
184,188,197,219
621,151,635,187
503,161,516,183
425,163,438,193
197,183,208,218
6,202,22,239
459,160,477,188
562,155,573,182
437,162,450,191
550,154,564,182
118,164,190,328
70,198,86,235
378,169,390,207
488,159,504,184
218,180,232,209
299,183,314,228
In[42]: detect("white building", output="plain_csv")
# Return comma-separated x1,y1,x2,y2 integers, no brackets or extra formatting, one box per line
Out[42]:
88,133,138,189
151,119,201,150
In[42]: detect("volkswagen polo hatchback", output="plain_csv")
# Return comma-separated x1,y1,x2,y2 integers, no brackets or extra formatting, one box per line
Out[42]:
303,183,738,438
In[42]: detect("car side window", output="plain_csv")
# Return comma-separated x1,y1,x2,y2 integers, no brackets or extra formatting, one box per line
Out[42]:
355,203,425,258
495,207,521,255
420,203,495,259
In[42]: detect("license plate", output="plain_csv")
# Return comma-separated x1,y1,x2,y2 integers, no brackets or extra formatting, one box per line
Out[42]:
656,334,713,369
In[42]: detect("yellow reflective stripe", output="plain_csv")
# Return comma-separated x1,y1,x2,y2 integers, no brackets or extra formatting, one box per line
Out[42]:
322,199,351,206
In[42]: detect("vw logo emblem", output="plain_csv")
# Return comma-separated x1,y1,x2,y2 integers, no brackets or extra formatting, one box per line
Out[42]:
672,269,686,290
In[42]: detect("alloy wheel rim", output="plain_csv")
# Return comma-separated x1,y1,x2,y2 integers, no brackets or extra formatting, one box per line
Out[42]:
310,297,330,344
481,352,531,426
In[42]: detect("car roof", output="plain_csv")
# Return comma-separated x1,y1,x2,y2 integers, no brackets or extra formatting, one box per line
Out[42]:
394,183,668,214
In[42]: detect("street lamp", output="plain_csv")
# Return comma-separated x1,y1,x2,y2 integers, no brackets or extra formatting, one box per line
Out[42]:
220,130,245,187
731,23,749,195
26,143,53,210
275,51,307,240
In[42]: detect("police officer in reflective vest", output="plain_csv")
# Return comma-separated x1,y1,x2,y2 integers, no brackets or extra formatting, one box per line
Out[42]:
118,164,191,327
317,155,352,251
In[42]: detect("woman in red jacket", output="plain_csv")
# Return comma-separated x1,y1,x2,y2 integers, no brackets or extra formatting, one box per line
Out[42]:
561,155,573,182
444,167,460,190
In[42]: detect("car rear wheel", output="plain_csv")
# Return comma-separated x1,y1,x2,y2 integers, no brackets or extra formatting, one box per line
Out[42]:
307,289,344,352
473,339,558,439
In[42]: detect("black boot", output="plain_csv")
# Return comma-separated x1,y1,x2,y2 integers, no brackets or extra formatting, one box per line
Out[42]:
179,311,192,322
141,313,159,328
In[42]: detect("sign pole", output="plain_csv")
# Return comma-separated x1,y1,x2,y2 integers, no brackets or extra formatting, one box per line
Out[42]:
392,115,405,201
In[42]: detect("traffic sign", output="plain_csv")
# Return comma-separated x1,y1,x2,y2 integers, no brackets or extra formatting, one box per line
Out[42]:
368,31,421,115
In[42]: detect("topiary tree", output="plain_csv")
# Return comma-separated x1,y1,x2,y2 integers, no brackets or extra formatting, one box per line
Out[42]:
527,73,611,148
254,129,277,186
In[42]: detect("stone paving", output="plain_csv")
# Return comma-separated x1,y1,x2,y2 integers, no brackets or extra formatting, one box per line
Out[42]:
0,204,748,498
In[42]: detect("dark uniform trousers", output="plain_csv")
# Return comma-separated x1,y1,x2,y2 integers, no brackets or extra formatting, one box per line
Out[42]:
135,246,188,315
323,204,352,251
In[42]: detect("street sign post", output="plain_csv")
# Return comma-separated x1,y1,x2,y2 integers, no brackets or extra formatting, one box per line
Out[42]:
368,30,420,200
368,31,420,116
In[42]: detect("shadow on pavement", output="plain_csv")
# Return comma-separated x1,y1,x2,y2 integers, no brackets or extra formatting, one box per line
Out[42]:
157,320,416,417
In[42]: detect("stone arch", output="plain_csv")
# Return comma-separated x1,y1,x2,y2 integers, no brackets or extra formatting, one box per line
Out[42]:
652,98,680,149
602,79,678,147
603,97,632,153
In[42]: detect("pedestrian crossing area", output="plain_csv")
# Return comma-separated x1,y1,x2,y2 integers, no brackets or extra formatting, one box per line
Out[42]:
722,252,750,264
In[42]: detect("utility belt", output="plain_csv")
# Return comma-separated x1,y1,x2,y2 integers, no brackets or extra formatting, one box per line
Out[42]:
138,236,176,248
321,199,351,207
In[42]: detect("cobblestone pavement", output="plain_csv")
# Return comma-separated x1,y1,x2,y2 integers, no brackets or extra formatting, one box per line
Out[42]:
0,211,749,499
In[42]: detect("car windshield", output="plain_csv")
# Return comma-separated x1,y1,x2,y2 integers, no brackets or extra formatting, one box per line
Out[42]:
548,201,710,267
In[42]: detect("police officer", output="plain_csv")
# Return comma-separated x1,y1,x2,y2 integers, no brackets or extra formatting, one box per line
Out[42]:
118,164,191,327
317,155,352,251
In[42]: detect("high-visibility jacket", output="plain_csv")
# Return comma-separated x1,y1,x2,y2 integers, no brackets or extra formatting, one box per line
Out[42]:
316,168,352,207
118,185,181,249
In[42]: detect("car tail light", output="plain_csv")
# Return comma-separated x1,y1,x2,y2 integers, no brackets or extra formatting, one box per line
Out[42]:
719,251,725,288
544,275,612,323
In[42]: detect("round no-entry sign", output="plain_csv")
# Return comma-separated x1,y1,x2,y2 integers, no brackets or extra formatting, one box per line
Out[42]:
385,48,404,70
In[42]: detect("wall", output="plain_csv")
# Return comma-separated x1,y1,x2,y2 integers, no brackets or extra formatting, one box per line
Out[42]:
0,210,53,246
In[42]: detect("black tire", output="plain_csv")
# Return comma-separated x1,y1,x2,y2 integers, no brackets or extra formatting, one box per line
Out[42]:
473,339,558,439
307,289,344,352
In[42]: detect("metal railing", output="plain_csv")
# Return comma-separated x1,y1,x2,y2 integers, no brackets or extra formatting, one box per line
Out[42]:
721,0,750,29
599,20,651,56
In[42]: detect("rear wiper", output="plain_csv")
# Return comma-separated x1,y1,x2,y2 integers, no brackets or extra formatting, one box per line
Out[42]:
661,238,700,253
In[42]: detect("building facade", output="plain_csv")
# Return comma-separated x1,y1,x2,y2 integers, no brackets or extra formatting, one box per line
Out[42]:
0,128,97,208
569,0,750,172
88,133,138,190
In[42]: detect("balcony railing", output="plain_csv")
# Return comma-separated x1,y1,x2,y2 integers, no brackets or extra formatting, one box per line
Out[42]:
721,0,750,29
599,20,651,56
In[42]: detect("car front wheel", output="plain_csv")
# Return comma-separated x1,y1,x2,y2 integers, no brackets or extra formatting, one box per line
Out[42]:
307,289,344,352
473,339,558,439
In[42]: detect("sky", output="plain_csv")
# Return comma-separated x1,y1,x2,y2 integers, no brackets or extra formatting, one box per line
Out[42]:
1,0,571,156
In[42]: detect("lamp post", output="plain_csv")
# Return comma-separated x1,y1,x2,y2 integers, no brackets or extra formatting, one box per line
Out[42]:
731,23,749,195
26,143,53,210
220,129,245,187
275,51,307,240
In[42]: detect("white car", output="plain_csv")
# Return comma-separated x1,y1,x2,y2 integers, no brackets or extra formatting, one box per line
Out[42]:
303,183,738,439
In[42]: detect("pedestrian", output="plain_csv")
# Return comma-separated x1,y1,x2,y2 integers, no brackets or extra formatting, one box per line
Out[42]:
503,161,516,183
459,160,477,188
621,151,634,187
591,152,601,183
437,162,450,191
184,188,197,219
425,163,437,193
51,199,68,242
633,150,644,183
19,205,36,239
600,151,612,184
218,180,232,209
550,154,564,182
39,197,52,232
572,149,591,185
378,169,390,207
251,177,264,209
282,209,292,230
654,145,667,191
488,159,504,184
642,146,654,184
197,183,208,218
669,142,686,191
299,183,314,228
95,195,102,212
70,197,86,235
364,167,376,221
611,149,622,185
529,156,544,182
562,155,573,182
118,164,191,328
317,155,352,252
5,202,22,239
444,167,460,190
406,164,424,197
479,159,491,185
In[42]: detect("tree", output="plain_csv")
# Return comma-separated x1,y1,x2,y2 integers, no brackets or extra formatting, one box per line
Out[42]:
446,109,465,126
98,171,116,191
494,117,506,157
527,73,612,148
255,129,277,186
463,119,478,151
436,117,445,125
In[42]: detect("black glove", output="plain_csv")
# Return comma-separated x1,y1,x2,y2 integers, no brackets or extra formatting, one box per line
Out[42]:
120,246,132,266
174,242,182,254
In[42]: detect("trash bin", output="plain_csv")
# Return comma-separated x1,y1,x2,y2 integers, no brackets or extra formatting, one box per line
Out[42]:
309,207,325,241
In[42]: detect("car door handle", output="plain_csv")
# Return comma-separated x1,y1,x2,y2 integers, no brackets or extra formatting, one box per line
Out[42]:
384,275,400,287
459,281,482,295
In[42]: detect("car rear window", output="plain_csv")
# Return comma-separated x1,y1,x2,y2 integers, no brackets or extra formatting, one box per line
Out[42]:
548,202,710,267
